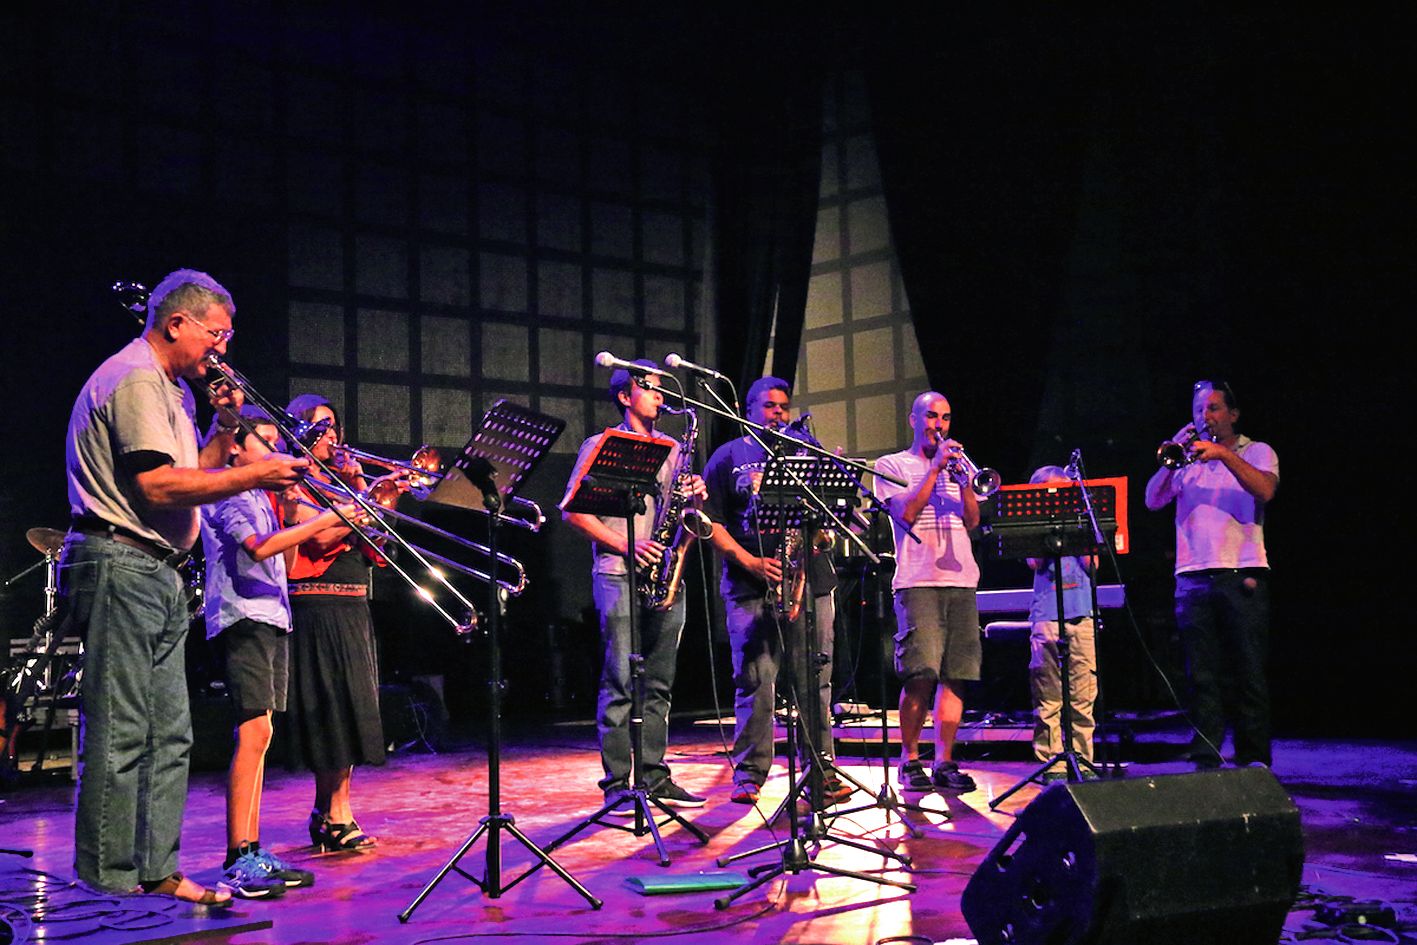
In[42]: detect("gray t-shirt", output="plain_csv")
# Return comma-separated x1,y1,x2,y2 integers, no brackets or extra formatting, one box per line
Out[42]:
559,426,679,576
66,337,201,551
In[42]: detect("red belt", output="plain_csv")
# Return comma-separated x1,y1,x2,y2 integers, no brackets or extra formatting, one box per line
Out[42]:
289,582,367,597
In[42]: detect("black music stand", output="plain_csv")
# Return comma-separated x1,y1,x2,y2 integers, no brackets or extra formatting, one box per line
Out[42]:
398,402,602,918
979,481,1118,810
714,453,915,910
827,506,932,839
539,429,709,867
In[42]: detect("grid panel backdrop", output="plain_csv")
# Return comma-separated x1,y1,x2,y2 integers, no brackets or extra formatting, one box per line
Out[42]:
0,7,714,714
780,71,928,460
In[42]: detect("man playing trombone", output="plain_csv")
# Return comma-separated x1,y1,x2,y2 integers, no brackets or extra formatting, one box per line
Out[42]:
62,270,307,904
560,362,708,811
1145,379,1278,770
873,391,982,796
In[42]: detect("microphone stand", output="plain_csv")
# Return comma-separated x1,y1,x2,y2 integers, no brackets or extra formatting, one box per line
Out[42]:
677,379,915,909
826,506,932,838
1068,451,1127,778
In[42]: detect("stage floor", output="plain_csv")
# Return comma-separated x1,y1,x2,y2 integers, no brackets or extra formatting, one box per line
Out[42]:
1,721,1414,945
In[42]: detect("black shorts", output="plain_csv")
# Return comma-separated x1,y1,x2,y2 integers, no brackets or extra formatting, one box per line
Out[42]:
222,618,290,713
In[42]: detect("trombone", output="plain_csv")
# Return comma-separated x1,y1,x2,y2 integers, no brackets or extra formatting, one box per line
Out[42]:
300,476,528,595
333,444,544,531
205,355,527,633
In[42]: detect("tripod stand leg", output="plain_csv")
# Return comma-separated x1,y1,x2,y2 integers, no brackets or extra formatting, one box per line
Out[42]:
811,830,913,867
988,753,1063,811
649,796,710,845
500,820,603,908
716,835,789,868
398,819,492,922
714,862,783,911
824,762,935,837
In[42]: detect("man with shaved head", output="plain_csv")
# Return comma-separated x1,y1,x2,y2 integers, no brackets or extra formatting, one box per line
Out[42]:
873,391,982,796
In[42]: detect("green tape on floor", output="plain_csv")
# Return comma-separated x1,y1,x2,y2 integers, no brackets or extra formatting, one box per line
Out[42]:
624,871,748,895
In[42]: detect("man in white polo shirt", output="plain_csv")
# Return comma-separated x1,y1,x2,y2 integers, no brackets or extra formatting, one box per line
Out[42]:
1146,379,1279,770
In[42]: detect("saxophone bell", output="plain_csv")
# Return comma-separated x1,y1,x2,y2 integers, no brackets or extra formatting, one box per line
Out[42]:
681,506,715,540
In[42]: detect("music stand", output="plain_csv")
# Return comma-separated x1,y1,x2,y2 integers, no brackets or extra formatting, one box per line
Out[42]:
399,401,602,918
538,429,709,867
827,506,932,839
714,453,915,910
979,480,1119,810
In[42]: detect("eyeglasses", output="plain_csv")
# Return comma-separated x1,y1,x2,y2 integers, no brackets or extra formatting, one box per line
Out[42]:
181,310,235,344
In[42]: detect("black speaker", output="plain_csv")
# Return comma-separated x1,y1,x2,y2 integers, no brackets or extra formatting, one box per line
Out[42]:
962,767,1303,945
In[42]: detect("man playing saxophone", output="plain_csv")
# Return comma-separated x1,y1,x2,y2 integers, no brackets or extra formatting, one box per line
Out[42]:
702,377,848,808
561,361,708,811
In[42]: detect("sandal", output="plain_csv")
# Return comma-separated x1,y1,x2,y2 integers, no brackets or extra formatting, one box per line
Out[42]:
309,810,378,853
137,872,233,906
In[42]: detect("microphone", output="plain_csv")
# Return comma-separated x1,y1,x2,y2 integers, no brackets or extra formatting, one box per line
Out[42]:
786,411,814,437
593,351,667,376
1066,448,1082,481
663,352,727,381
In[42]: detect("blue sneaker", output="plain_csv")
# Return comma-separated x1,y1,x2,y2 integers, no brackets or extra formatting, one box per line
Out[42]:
221,852,286,900
256,849,315,888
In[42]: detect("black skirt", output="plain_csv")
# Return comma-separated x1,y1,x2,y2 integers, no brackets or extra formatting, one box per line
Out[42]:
284,595,386,771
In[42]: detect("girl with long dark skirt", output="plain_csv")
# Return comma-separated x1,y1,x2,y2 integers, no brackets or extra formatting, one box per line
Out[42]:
283,394,396,852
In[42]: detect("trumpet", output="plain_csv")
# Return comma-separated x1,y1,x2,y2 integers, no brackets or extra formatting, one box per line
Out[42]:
331,443,544,531
1156,426,1208,469
945,447,1002,497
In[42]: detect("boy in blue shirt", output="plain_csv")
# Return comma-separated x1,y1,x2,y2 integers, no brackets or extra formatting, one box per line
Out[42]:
200,407,358,898
1026,465,1099,782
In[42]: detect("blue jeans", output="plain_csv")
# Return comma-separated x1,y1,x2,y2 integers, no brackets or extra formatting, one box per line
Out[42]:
61,534,193,890
1175,569,1272,767
592,573,685,792
725,592,835,786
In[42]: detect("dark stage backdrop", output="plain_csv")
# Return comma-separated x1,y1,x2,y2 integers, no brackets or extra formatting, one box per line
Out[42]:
858,10,1413,736
2,7,1411,736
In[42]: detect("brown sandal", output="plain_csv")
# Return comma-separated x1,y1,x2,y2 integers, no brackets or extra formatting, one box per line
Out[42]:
138,872,233,906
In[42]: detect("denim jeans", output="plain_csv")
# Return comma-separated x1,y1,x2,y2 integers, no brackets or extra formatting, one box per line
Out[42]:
1175,568,1272,767
592,572,685,792
725,592,835,786
61,534,193,890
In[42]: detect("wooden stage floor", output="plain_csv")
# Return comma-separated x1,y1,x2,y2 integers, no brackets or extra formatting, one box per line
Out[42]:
1,722,1414,945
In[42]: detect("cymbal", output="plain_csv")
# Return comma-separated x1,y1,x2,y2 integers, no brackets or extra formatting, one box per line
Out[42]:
26,527,66,557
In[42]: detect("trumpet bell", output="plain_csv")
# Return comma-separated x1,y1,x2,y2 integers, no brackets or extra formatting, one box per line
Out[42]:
1156,441,1190,469
972,468,1003,497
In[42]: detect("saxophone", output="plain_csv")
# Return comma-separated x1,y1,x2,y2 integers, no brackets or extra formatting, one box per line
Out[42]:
640,406,714,612
764,414,836,622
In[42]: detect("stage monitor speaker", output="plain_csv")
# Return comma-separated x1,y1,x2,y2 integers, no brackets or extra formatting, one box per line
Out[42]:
962,767,1303,945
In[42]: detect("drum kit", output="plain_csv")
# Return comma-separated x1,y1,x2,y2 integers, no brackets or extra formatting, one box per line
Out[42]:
3,524,210,770
1,527,75,776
